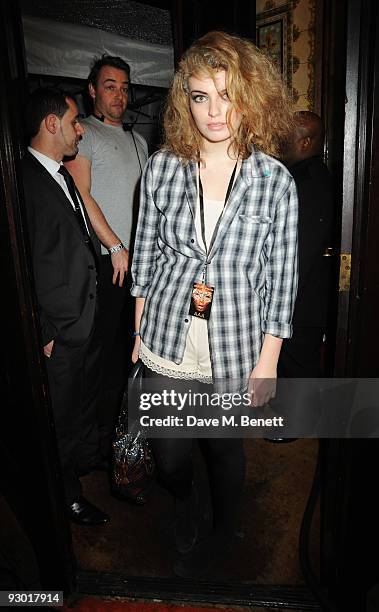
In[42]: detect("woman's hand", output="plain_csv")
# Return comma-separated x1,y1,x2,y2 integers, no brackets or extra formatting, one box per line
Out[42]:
248,362,277,408
247,333,282,406
132,335,141,364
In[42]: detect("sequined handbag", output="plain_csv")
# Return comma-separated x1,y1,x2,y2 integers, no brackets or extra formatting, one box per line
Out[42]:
111,360,155,505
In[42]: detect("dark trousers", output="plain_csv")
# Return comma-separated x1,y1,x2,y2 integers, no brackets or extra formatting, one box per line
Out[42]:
278,326,325,378
97,255,133,459
151,436,245,533
145,367,245,534
274,326,325,435
45,319,101,505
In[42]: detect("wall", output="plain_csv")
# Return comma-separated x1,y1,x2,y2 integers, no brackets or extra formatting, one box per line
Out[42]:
256,0,318,112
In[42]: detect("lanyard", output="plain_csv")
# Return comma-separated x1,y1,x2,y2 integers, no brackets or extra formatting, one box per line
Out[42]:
198,159,238,256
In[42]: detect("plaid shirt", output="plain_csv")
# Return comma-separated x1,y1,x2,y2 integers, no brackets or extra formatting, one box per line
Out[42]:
131,148,298,381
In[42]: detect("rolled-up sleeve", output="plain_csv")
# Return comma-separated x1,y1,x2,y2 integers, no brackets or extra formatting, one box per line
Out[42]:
262,177,298,338
130,156,160,297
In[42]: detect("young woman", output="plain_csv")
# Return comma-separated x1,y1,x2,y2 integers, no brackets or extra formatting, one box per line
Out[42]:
130,31,298,577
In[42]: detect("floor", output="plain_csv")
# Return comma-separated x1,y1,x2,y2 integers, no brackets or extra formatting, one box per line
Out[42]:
72,438,320,586
62,595,302,611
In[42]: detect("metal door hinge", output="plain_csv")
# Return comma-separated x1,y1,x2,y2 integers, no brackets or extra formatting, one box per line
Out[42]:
339,253,351,292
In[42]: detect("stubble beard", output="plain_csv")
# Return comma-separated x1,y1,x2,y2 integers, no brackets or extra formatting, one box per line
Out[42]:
109,108,125,122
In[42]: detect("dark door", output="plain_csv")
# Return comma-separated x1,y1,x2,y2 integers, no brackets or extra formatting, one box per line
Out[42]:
0,1,75,593
320,1,379,610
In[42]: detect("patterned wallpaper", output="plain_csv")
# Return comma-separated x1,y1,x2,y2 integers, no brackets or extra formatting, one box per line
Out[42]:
256,0,317,111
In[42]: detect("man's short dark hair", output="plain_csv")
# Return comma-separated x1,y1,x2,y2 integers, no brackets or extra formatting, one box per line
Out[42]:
88,55,131,88
25,87,70,139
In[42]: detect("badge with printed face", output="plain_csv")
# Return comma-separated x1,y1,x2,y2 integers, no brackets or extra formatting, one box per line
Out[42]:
189,283,214,320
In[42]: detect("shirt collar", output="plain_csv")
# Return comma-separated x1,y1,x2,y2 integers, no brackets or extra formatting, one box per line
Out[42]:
28,147,62,177
241,147,272,182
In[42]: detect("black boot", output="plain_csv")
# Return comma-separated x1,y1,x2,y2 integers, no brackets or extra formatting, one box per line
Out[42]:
173,530,233,578
174,483,198,554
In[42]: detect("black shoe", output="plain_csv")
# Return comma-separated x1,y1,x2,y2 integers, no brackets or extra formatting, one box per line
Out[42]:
110,483,148,505
173,531,232,579
68,496,110,526
174,495,198,554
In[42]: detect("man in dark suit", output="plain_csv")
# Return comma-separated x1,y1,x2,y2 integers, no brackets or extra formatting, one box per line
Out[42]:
268,111,335,439
279,111,335,378
22,88,110,525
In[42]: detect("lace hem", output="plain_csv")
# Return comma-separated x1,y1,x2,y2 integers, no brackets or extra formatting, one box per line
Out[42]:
139,349,212,384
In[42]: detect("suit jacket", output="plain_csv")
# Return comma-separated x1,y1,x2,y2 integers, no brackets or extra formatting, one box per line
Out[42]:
131,148,298,381
22,151,100,347
290,156,335,328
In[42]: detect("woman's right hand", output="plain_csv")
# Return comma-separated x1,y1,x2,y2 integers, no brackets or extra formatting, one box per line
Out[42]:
132,335,141,364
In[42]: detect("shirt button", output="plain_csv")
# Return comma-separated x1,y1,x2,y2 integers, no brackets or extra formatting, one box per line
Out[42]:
89,293,95,300
191,239,195,243
184,318,189,323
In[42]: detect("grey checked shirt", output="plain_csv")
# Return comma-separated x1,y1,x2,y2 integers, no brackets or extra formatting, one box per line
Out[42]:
131,148,298,382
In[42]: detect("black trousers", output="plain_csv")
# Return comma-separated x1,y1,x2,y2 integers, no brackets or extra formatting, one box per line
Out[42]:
274,326,325,435
45,318,101,505
145,367,246,534
97,255,134,459
278,326,325,378
151,436,245,534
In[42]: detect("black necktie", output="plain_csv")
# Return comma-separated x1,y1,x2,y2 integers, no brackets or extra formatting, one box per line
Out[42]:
58,165,88,236
58,166,98,270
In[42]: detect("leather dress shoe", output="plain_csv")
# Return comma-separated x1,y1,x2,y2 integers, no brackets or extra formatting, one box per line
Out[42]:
110,483,147,505
68,496,110,526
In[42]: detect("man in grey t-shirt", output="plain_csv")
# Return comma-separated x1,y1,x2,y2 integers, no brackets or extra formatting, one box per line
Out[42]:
66,55,148,464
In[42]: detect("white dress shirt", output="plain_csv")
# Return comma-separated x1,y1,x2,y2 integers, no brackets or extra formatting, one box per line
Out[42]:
28,146,89,234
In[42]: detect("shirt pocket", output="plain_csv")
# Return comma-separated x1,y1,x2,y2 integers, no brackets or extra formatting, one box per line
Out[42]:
231,214,273,258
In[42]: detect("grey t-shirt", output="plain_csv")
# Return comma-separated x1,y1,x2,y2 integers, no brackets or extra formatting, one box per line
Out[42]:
78,115,148,252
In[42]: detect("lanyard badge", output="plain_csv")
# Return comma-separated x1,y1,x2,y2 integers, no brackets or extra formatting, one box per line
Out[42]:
189,282,214,320
189,159,238,321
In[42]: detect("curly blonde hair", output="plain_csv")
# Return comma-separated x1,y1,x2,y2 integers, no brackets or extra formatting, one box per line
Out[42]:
163,30,294,161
